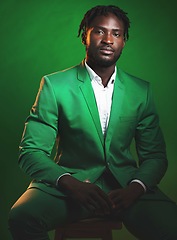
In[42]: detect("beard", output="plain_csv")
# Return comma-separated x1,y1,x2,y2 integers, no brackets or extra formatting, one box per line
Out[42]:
86,47,122,68
96,52,122,67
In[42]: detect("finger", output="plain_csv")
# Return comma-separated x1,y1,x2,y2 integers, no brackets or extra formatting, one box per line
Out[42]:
81,200,97,213
91,192,111,215
108,190,123,206
82,199,105,216
83,204,95,213
87,197,101,210
108,189,121,199
98,188,114,208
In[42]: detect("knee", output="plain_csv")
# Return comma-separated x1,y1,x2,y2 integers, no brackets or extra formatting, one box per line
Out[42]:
8,204,27,230
8,203,48,239
8,200,39,231
8,202,44,240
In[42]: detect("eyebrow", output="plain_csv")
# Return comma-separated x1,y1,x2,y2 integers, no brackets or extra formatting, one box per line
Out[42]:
94,26,123,31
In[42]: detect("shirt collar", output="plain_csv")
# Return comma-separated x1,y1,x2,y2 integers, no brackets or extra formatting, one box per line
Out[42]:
85,61,116,87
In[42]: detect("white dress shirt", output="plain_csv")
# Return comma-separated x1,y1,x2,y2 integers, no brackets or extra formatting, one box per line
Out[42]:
85,61,115,135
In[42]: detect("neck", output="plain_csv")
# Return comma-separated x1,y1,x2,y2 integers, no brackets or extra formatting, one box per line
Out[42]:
86,60,116,87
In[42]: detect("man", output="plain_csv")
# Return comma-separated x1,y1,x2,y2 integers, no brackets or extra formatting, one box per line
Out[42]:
9,5,177,240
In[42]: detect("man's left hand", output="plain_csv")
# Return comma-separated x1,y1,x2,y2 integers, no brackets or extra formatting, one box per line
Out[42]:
108,182,144,215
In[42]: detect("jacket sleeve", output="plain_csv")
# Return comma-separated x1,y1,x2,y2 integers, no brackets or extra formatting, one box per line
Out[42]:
19,76,66,186
133,84,168,189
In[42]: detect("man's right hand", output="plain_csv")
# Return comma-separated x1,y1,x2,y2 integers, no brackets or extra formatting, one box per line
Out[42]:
58,175,113,216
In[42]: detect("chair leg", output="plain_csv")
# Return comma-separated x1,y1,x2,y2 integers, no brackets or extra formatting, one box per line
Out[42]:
101,230,113,240
54,229,63,240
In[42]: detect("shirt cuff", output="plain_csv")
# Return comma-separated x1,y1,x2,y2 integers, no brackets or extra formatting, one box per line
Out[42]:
56,173,71,187
130,179,147,192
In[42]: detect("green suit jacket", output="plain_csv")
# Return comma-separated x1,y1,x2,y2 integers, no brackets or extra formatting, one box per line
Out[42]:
19,61,170,200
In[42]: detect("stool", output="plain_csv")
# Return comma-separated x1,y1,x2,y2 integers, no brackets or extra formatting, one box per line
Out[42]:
54,218,122,240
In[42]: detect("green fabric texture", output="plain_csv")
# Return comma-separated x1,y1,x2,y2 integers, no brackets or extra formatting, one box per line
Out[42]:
19,62,168,200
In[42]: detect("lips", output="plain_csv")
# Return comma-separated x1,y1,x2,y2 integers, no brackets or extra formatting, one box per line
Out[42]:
99,47,114,55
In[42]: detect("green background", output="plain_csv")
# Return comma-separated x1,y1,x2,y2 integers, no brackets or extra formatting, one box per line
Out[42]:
1,0,177,239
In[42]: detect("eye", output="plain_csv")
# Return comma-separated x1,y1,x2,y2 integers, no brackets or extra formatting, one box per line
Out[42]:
113,32,121,38
95,29,104,35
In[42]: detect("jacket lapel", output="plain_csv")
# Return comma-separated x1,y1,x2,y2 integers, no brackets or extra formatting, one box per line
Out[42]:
105,68,125,147
77,62,104,146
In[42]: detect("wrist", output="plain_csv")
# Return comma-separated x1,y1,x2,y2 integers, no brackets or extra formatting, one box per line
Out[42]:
56,173,71,188
130,179,146,192
129,182,144,198
58,175,79,193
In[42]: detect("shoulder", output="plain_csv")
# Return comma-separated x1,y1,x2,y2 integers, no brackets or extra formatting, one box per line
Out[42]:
45,64,80,82
117,67,150,90
38,63,85,92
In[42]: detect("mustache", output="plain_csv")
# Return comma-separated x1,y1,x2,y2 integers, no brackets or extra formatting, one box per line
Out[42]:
99,45,115,52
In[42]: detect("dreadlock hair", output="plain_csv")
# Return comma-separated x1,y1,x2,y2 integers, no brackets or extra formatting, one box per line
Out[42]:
78,5,130,44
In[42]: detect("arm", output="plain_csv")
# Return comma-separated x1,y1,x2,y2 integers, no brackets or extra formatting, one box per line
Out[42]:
19,76,67,186
109,84,167,213
19,76,113,214
133,84,168,188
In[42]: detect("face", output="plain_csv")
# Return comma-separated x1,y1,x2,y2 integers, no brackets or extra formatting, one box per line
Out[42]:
84,13,125,68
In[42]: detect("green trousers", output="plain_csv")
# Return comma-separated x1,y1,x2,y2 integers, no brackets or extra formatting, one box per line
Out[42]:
9,173,177,240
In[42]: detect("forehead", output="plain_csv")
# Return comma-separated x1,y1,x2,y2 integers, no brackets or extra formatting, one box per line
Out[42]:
88,13,124,30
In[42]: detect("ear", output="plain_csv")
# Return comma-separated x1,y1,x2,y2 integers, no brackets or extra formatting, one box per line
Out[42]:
123,40,126,48
81,32,86,45
122,37,126,48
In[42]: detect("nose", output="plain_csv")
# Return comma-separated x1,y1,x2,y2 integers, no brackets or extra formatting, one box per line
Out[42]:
102,33,113,44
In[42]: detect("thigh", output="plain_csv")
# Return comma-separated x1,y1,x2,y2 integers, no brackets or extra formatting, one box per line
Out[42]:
10,187,89,231
122,199,177,240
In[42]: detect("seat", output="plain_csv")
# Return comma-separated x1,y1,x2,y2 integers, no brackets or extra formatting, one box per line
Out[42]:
54,217,122,240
